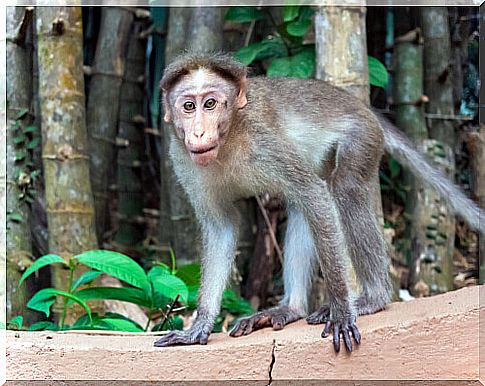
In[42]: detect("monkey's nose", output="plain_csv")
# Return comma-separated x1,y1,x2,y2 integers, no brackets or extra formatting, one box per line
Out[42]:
193,131,205,139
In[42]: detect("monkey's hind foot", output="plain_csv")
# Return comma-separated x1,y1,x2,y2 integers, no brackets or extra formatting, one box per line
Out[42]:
154,321,211,347
306,305,361,353
229,306,302,337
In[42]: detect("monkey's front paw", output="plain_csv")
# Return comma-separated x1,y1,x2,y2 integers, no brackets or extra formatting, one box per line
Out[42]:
229,306,302,337
306,305,330,324
154,322,211,347
321,316,361,353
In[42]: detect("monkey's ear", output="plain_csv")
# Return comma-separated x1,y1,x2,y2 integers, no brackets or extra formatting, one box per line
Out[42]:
162,91,172,122
236,75,248,109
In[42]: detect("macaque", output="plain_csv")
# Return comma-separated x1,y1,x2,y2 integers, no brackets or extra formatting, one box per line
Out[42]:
154,53,484,353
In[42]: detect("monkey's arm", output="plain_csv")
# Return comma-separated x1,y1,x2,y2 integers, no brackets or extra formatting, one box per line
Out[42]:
154,203,239,347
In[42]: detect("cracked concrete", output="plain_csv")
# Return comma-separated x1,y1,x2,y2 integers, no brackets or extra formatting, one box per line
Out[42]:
6,286,483,384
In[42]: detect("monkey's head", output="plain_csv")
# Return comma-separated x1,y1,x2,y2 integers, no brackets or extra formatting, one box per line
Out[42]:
160,53,248,167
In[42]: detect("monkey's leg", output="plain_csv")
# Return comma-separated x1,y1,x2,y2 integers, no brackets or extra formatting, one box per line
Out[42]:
230,207,315,337
154,210,238,347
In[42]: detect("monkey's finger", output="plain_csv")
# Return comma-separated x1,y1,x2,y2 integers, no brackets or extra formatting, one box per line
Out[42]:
333,325,341,353
342,327,353,353
199,332,210,345
271,315,286,330
321,321,332,338
350,324,361,345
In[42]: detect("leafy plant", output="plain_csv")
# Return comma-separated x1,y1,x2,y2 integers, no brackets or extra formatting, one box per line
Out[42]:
227,6,389,87
19,250,189,332
229,6,316,79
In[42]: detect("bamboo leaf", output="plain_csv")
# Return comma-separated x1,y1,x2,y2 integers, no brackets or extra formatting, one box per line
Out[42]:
19,254,67,285
16,107,29,119
75,250,150,292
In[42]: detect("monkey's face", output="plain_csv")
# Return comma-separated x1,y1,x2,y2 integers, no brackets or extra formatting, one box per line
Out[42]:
163,68,247,167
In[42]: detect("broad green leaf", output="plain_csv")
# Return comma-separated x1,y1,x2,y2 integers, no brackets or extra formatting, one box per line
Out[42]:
16,107,29,119
71,270,102,291
267,47,315,79
286,18,312,37
13,135,25,144
27,288,92,322
75,250,150,292
23,125,38,134
389,158,401,179
7,316,23,330
19,254,67,285
176,263,201,287
225,7,263,23
368,56,389,88
15,150,27,161
27,137,41,149
234,37,287,65
283,6,300,22
28,321,59,331
75,286,151,308
221,289,253,315
94,317,144,332
149,266,188,304
186,285,199,310
299,6,315,22
7,213,23,223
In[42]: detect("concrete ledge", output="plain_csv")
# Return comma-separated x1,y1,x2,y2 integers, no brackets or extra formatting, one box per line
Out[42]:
6,286,482,384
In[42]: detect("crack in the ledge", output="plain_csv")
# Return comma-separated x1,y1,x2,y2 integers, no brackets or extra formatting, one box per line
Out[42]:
266,339,276,386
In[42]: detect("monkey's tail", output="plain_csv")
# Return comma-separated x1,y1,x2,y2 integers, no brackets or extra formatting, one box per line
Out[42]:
378,116,484,234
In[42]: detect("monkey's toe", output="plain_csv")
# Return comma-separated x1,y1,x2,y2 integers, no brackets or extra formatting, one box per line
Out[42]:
306,305,330,324
154,323,211,347
321,318,361,353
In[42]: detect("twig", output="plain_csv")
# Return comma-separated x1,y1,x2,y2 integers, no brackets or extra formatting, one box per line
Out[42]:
255,195,283,265
159,294,180,332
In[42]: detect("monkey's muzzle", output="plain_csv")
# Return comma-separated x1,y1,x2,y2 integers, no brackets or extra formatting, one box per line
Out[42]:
187,144,219,166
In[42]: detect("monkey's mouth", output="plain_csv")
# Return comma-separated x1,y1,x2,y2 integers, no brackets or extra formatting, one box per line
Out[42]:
189,145,217,155
187,144,219,166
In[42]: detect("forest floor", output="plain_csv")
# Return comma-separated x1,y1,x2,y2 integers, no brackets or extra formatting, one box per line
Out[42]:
6,286,483,385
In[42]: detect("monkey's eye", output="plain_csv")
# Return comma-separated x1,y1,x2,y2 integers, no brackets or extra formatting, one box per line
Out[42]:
183,101,195,112
204,98,217,110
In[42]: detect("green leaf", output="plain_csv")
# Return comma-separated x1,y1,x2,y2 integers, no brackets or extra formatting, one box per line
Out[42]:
7,316,23,330
149,266,188,305
234,37,287,65
267,47,315,79
75,250,150,292
75,286,151,308
13,135,25,145
15,150,27,161
71,270,102,291
19,254,67,285
95,317,144,332
389,158,401,178
26,137,41,149
368,56,389,88
283,6,300,22
27,288,92,321
28,321,59,331
286,18,312,37
176,263,201,287
23,125,38,134
221,289,253,315
16,107,29,119
225,7,263,23
7,213,23,223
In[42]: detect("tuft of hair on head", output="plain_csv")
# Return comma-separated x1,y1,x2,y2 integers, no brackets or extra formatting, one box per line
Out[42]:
159,51,248,92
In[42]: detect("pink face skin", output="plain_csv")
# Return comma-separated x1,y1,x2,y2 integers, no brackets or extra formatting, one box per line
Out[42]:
164,68,247,167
